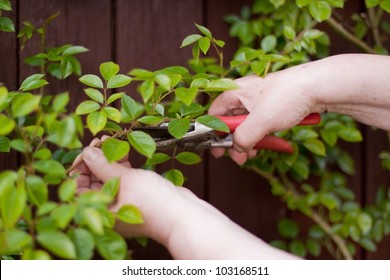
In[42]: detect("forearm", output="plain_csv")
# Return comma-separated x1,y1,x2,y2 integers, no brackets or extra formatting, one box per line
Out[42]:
302,54,390,130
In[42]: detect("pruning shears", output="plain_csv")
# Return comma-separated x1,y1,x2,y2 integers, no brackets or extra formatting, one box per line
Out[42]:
136,113,321,154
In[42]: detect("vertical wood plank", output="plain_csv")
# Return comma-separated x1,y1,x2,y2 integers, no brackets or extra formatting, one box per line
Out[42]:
0,0,18,171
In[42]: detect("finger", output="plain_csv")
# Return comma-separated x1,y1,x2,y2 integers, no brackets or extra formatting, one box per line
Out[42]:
76,187,90,195
248,149,257,159
208,89,243,116
228,149,248,165
70,161,90,177
90,182,103,190
76,174,91,189
210,147,225,158
83,147,130,182
90,138,102,147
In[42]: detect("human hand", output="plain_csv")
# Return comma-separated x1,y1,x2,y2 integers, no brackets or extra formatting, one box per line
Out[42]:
208,70,318,164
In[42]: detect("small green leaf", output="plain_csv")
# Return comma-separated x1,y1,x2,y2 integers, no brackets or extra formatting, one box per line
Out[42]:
277,219,299,238
320,193,340,210
146,152,171,165
303,138,326,156
116,204,144,224
121,95,137,121
37,230,76,259
309,1,332,22
84,88,104,103
10,139,29,153
359,237,377,252
164,169,184,186
79,74,103,88
94,229,127,260
127,131,156,158
380,0,390,13
52,92,70,112
357,212,373,234
195,23,212,38
37,202,57,217
154,73,171,91
196,115,229,133
293,128,318,141
0,136,10,152
365,0,380,8
1,184,26,228
102,177,120,200
59,180,77,202
11,93,41,117
288,240,306,258
205,78,238,91
175,87,198,106
261,35,277,52
175,152,201,165
77,191,111,205
155,104,164,116
306,239,321,257
34,159,66,177
51,204,76,229
0,0,12,11
99,61,120,81
181,34,202,48
139,80,155,103
62,45,88,56
0,229,32,256
75,100,100,115
68,228,94,260
0,86,8,108
168,118,190,139
102,107,121,123
198,37,211,54
320,128,338,146
26,175,48,206
338,127,362,142
283,25,296,40
102,138,130,162
107,74,131,89
250,61,268,76
19,75,48,91
82,207,104,235
107,92,123,104
137,115,164,125
0,114,15,136
309,225,325,239
0,16,14,32
87,111,107,135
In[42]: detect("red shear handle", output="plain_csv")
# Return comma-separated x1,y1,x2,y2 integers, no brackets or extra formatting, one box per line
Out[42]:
217,113,321,133
255,136,293,154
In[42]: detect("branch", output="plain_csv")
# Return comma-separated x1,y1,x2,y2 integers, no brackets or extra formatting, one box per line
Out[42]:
368,8,384,48
326,17,376,54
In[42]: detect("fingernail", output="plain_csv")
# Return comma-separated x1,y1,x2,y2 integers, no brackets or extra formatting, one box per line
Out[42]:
84,147,99,162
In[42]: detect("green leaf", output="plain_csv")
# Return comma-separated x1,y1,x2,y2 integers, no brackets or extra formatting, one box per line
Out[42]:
94,229,127,260
365,0,380,7
251,61,268,76
102,177,120,200
51,204,76,229
84,88,104,103
79,74,103,88
309,1,332,22
68,228,94,260
154,73,171,91
270,240,287,251
75,100,100,115
139,80,155,103
320,193,340,210
372,220,384,242
288,240,306,258
10,139,28,153
277,218,299,238
195,23,212,38
34,159,66,177
11,93,41,117
59,180,77,202
121,95,137,121
77,191,111,205
102,107,121,123
52,92,69,112
37,230,76,259
175,87,198,106
261,35,277,52
37,202,57,217
82,207,104,235
181,34,202,48
102,138,130,162
269,0,286,8
168,118,190,139
100,61,120,81
116,204,144,224
155,104,164,116
196,115,229,133
107,74,131,89
87,111,107,135
303,138,326,156
359,237,377,252
320,128,338,146
283,25,296,40
0,114,15,136
107,92,123,104
306,239,321,257
357,212,373,234
0,86,8,108
1,184,26,228
198,37,211,54
164,169,184,186
327,0,344,7
0,16,14,32
380,0,390,13
0,229,32,256
175,152,201,165
0,136,10,152
309,225,325,239
205,78,238,91
19,75,48,91
293,128,318,141
338,127,362,142
0,0,12,10
26,175,48,206
62,45,88,56
146,152,171,165
137,115,164,125
127,131,156,158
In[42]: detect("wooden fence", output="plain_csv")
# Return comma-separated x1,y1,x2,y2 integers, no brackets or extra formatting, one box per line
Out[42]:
0,0,389,259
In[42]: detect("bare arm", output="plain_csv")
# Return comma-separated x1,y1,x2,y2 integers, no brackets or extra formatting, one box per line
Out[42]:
75,147,297,259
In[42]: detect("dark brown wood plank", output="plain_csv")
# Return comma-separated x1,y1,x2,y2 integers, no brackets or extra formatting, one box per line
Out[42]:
0,0,18,171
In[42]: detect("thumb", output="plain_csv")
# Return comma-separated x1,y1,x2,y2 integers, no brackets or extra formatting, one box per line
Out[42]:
233,111,268,152
83,147,129,182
